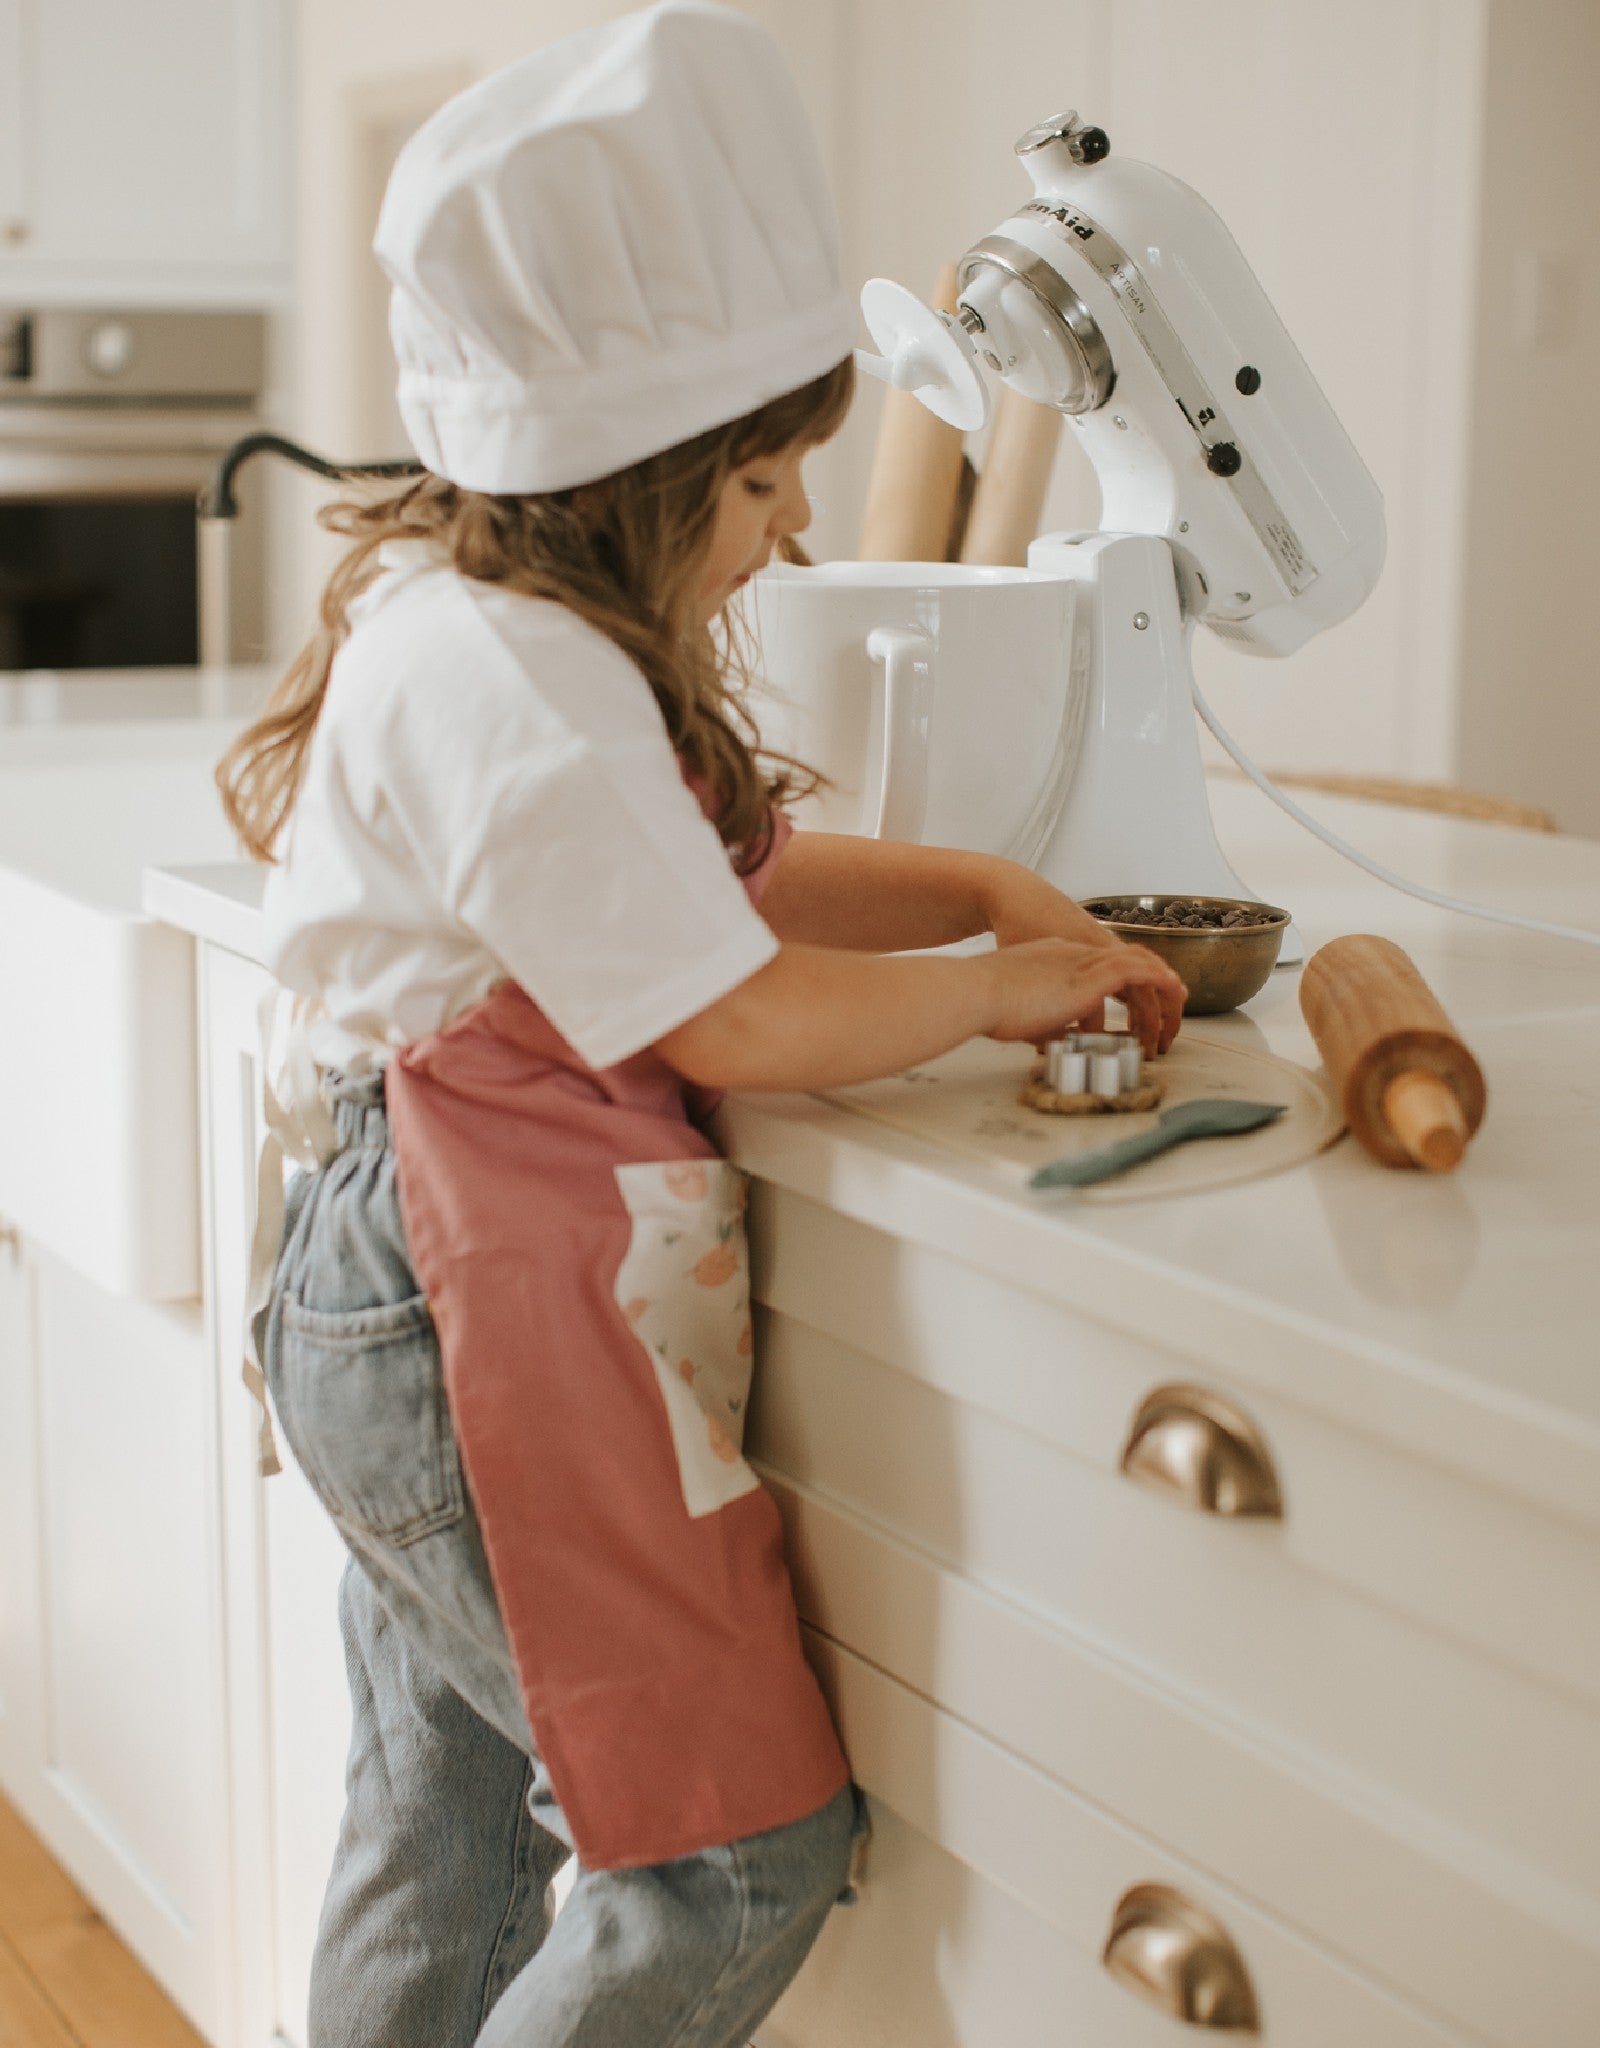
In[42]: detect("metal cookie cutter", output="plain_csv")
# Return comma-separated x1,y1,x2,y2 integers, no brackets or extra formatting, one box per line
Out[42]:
1020,1031,1164,1115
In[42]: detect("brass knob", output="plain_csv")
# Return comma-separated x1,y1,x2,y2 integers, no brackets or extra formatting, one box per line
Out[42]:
1103,1882,1261,2032
0,220,29,247
1119,1383,1283,1519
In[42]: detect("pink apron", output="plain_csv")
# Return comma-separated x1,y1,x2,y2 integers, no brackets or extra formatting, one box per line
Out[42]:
383,810,849,1871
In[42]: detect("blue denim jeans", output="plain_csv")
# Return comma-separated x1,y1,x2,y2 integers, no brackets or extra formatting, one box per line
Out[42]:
262,1071,859,2048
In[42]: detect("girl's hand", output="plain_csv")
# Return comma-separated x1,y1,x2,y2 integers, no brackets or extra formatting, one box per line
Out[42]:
984,867,1184,1054
758,834,1179,1065
985,937,1186,1057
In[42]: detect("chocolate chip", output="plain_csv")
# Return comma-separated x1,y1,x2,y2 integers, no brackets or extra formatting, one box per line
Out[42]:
1089,899,1276,932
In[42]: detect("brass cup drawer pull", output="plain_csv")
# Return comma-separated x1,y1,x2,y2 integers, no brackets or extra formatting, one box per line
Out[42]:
1119,1383,1283,1519
1103,1882,1261,2032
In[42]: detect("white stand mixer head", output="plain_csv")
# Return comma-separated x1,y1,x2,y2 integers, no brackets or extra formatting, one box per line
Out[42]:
840,111,1384,958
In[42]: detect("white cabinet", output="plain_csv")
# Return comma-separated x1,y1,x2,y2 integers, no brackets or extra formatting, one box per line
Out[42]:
0,0,288,303
0,1222,233,2042
739,1182,1599,2046
764,1636,1468,2048
199,943,350,2048
0,1221,42,1793
0,912,357,2048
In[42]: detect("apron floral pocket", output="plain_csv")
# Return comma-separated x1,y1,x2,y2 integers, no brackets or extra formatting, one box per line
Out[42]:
613,1159,761,1520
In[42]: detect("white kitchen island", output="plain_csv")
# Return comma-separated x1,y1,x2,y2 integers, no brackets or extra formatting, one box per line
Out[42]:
139,776,1600,2048
0,708,255,2045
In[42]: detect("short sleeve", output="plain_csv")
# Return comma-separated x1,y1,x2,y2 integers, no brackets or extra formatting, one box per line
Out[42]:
439,732,779,1068
359,578,780,1070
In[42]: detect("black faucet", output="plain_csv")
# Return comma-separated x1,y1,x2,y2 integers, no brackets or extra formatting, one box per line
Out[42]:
199,432,422,520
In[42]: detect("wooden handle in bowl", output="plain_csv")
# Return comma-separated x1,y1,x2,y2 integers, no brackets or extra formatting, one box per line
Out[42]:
960,384,1063,566
857,263,970,562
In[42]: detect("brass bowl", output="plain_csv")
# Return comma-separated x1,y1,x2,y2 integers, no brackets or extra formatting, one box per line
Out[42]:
1083,895,1291,1015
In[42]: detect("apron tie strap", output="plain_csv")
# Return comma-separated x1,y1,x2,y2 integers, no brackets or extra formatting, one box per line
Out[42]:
244,989,341,1477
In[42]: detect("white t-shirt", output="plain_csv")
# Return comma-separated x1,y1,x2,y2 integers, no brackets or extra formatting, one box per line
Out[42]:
261,541,780,1072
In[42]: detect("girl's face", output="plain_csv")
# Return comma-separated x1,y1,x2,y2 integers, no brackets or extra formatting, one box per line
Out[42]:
695,442,813,624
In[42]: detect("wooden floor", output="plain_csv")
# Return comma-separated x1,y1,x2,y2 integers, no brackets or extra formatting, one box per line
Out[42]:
0,1795,206,2048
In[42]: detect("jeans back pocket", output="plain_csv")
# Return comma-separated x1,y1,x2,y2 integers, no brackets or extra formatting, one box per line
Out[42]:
276,1292,464,1546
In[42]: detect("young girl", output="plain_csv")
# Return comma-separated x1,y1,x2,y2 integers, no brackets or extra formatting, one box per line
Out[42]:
221,6,1184,2045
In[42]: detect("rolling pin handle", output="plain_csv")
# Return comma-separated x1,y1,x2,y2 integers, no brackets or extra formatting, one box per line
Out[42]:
1382,1070,1469,1173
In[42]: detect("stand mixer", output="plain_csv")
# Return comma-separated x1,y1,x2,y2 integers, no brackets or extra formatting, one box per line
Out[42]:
850,111,1387,963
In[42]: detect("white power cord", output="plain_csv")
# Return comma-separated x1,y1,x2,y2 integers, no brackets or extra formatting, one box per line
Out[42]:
1190,677,1600,950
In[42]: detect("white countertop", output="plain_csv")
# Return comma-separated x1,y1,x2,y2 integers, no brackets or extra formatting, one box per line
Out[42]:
0,664,272,730
144,778,1600,1528
143,857,268,960
2,716,244,913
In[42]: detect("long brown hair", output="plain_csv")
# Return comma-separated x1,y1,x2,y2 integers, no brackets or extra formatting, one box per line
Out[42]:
217,356,853,871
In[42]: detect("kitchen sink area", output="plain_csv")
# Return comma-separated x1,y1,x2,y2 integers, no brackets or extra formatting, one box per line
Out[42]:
0,686,261,1298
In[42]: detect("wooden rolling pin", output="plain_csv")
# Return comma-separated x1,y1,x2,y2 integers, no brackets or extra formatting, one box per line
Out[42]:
1299,934,1487,1172
858,262,972,561
960,383,1064,566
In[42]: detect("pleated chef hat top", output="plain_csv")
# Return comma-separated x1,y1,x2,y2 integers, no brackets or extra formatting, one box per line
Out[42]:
375,0,855,494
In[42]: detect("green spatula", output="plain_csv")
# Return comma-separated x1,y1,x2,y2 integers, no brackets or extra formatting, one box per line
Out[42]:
1029,1098,1288,1191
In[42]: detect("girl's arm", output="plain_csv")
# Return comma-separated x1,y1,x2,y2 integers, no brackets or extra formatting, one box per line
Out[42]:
756,829,1180,1054
653,936,1185,1092
758,831,1003,951
760,830,1119,952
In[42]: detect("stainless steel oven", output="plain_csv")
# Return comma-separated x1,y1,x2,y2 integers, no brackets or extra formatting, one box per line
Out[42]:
0,307,268,673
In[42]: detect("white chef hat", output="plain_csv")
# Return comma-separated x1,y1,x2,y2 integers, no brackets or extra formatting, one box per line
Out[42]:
375,0,855,495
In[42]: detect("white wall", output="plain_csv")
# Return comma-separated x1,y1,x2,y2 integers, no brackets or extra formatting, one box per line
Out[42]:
1455,0,1600,836
280,0,1598,832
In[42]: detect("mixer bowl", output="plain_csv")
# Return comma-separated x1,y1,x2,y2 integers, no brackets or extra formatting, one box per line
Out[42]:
1084,895,1291,1015
741,562,1079,861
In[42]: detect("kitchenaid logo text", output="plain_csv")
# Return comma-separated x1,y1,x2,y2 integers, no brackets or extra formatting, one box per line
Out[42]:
1023,200,1097,242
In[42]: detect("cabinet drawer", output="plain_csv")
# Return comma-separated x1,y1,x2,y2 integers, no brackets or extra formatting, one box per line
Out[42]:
762,1800,1177,2048
749,1185,1600,1924
748,1185,1600,1713
749,1302,1600,1906
763,1631,1468,2048
762,1471,1599,2048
